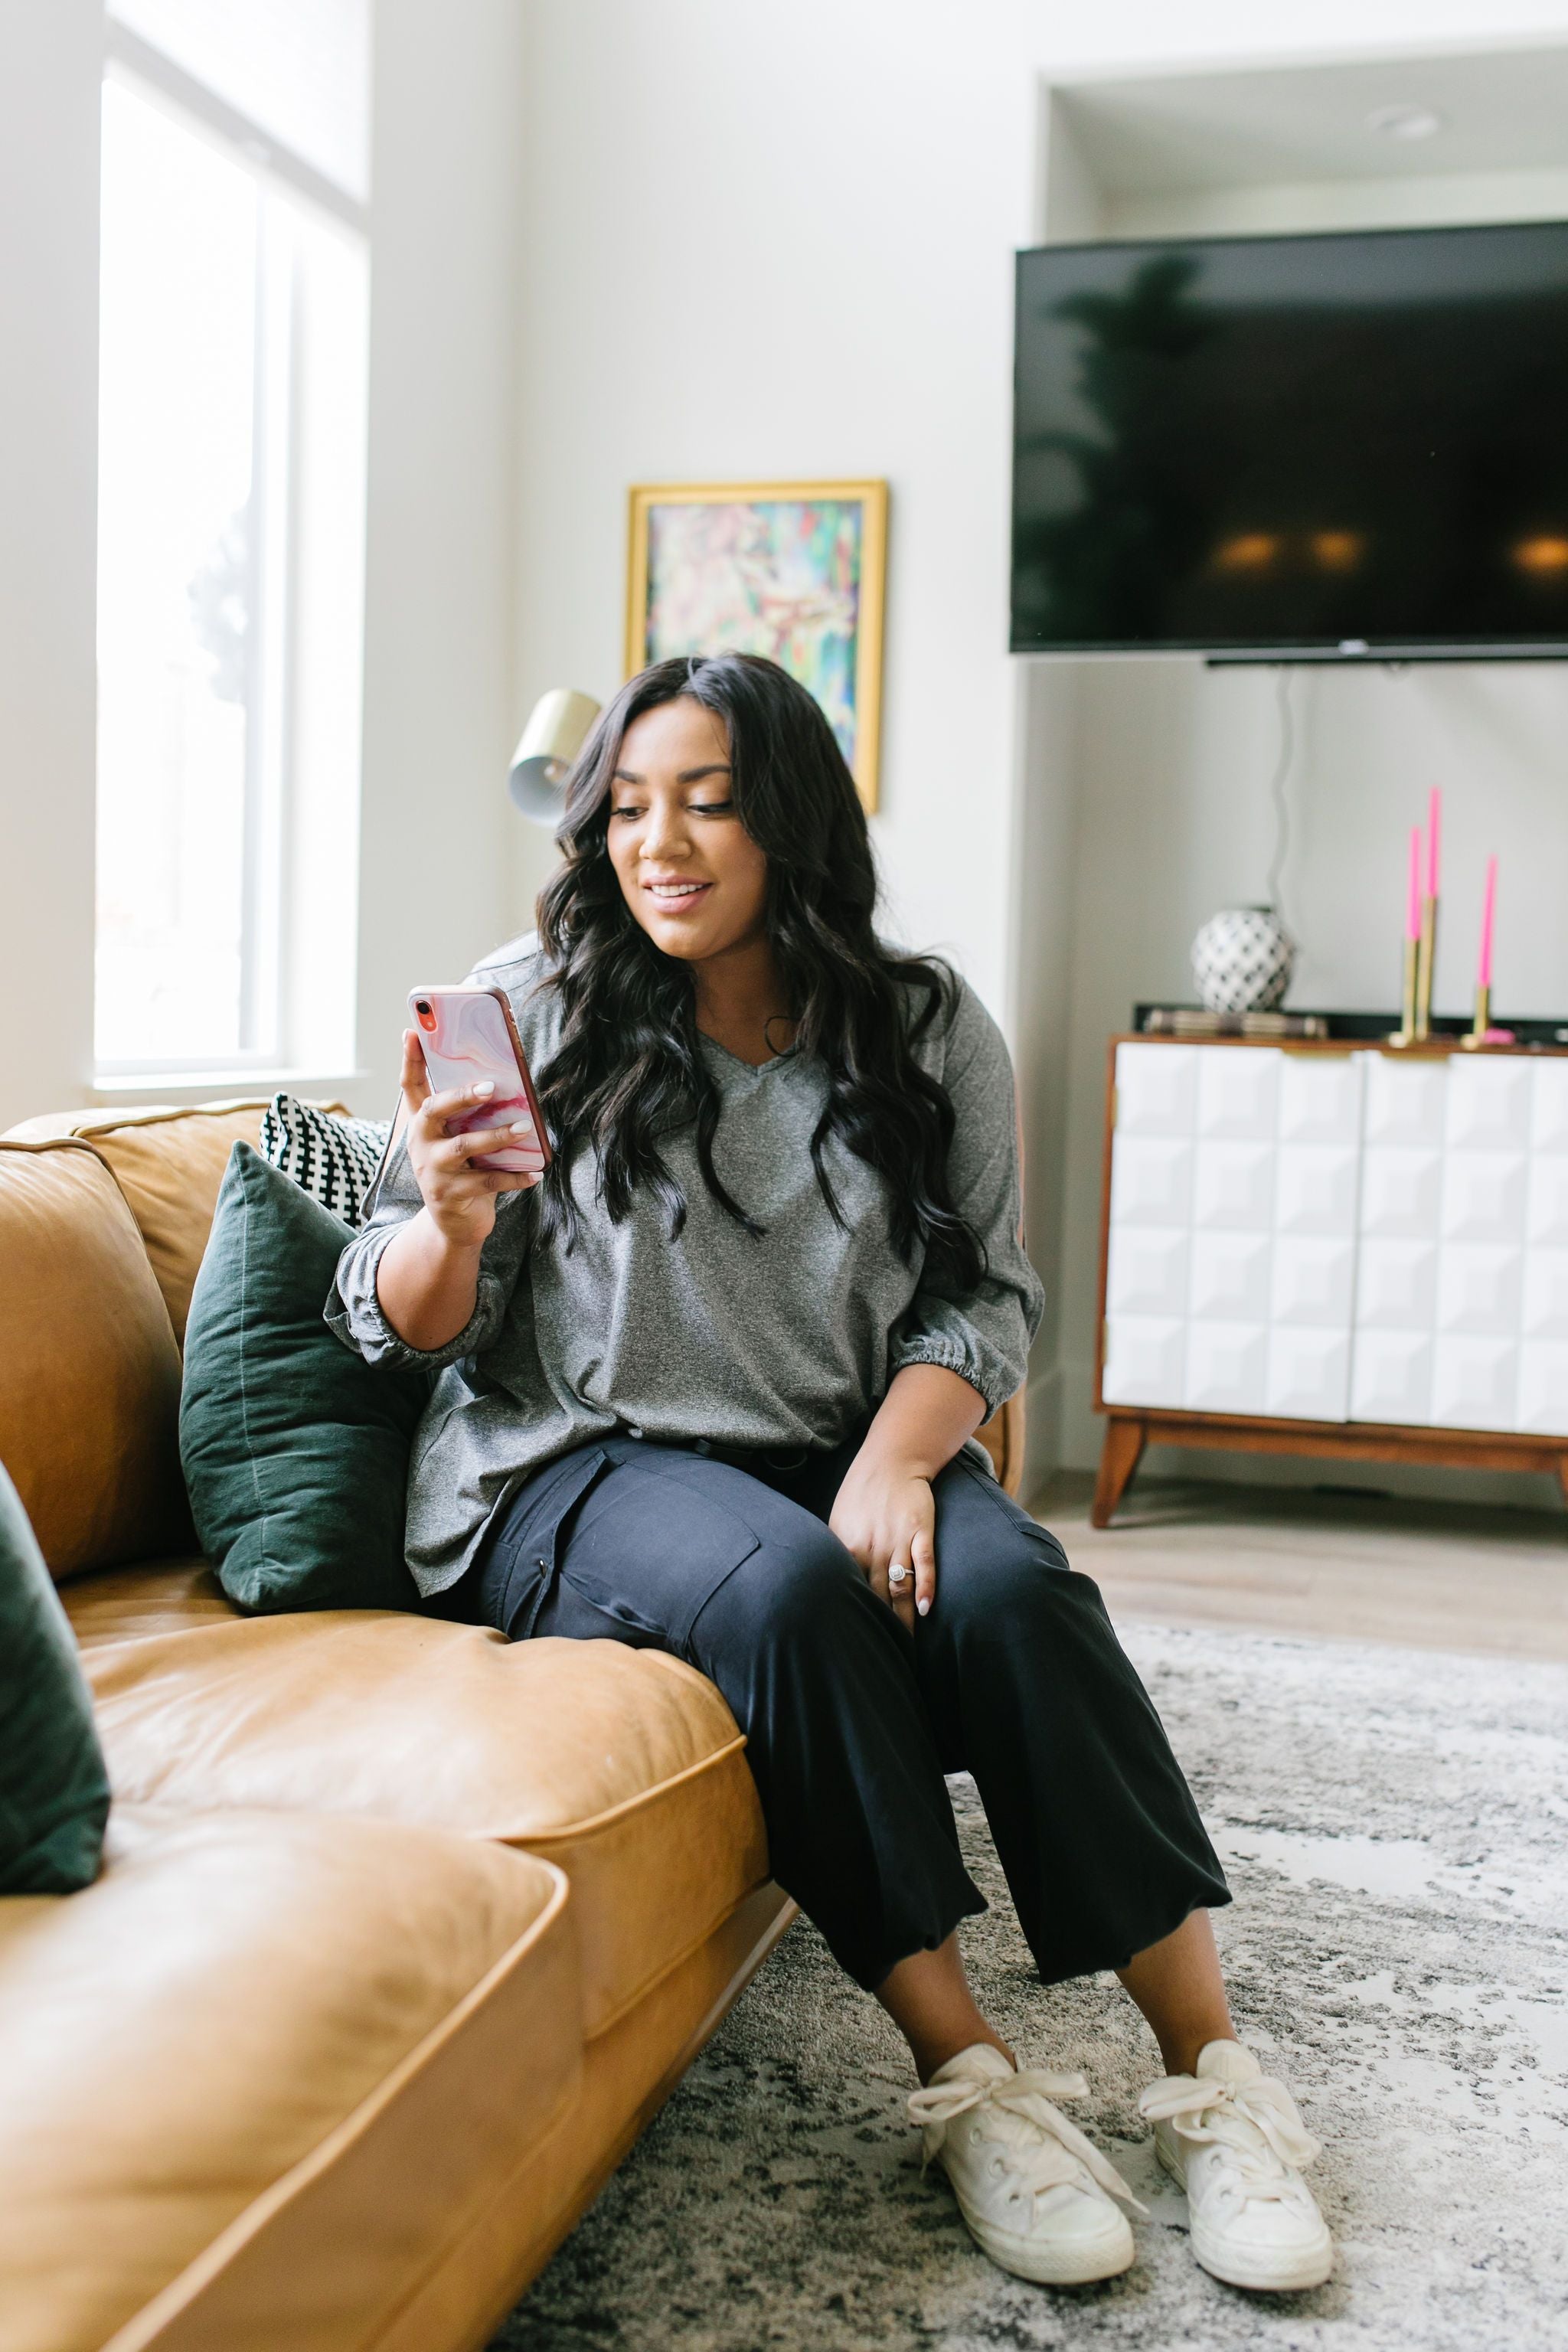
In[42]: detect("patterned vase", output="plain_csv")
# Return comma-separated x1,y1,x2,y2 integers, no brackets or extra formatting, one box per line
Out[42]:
1191,906,1295,1015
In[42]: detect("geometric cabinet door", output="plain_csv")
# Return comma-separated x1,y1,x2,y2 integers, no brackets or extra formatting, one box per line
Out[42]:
1348,1051,1566,1436
1103,1045,1194,1410
1102,1040,1363,1421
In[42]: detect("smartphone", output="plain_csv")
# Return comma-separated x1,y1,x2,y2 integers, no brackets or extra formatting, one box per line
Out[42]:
407,985,551,1174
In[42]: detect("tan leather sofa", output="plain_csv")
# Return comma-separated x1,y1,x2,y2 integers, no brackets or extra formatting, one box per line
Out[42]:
0,1101,1024,2352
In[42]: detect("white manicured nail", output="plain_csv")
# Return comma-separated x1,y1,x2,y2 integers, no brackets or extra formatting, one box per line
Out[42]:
510,1119,534,1136
917,1598,930,1616
474,1079,495,1096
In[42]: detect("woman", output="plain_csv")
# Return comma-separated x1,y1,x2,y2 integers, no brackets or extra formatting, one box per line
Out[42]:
329,653,1331,2295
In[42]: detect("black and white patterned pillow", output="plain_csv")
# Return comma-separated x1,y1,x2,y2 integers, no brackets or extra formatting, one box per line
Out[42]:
259,1094,393,1230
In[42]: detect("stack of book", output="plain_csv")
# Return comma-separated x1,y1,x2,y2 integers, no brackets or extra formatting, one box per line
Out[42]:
1139,1008,1331,1039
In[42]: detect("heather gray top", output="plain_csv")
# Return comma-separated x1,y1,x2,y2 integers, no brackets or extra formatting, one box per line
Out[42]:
327,936,1044,1596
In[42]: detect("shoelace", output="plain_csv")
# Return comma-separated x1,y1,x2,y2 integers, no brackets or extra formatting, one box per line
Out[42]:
908,2068,1147,2215
1138,2070,1321,2197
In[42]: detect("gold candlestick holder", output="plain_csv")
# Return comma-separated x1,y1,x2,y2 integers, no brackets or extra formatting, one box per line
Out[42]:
1459,982,1492,1050
1386,936,1421,1047
1414,894,1438,1041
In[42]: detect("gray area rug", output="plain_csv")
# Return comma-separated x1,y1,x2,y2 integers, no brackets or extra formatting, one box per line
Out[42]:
496,1622,1568,2350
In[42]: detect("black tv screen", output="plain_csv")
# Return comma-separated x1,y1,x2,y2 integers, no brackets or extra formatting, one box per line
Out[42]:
1011,220,1568,658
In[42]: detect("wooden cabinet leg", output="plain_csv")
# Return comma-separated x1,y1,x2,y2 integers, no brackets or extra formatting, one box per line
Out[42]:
1091,1416,1146,1529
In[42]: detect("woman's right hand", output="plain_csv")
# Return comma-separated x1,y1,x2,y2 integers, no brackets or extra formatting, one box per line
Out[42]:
400,1029,544,1251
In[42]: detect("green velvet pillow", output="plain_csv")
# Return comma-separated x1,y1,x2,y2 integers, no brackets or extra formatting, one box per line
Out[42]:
180,1142,427,1613
0,1461,112,1895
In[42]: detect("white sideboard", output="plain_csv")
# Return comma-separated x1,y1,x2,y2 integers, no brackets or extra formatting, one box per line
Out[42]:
1092,1036,1568,1525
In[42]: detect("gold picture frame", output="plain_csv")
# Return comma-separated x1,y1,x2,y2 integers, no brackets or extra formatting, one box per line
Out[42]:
625,478,888,811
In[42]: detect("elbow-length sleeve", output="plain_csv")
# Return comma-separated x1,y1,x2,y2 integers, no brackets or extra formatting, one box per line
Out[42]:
324,1122,531,1371
886,979,1045,1417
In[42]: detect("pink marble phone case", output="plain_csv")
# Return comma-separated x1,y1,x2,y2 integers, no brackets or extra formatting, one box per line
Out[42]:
409,987,548,1173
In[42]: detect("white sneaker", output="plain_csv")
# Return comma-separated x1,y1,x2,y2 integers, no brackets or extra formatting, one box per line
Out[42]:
909,2043,1143,2286
1139,2039,1332,2292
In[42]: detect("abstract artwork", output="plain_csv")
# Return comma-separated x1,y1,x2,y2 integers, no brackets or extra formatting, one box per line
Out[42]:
626,480,887,808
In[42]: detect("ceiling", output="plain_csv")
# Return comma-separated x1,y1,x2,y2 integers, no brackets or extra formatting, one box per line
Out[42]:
1055,43,1568,197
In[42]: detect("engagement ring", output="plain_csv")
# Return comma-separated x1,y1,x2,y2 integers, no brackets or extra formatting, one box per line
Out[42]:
887,1565,912,1589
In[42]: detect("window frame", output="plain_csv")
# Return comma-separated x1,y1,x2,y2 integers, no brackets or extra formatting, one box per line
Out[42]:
93,19,369,1086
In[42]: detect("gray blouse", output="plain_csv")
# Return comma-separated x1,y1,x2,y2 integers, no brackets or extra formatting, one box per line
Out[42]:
327,937,1044,1596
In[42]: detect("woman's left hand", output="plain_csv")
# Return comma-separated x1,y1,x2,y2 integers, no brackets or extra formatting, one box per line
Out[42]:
828,1442,936,1632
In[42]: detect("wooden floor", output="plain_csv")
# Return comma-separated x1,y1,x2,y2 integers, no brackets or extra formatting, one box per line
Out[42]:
1030,1472,1568,1662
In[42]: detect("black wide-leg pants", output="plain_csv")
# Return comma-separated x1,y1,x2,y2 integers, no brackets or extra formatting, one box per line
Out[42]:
453,1432,1230,1991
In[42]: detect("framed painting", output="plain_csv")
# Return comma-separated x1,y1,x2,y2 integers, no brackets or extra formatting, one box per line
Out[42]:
625,479,888,811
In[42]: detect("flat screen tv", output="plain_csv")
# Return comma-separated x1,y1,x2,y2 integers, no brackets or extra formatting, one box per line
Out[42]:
1011,220,1568,658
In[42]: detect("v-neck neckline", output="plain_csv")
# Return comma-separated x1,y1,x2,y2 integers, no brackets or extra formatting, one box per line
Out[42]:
698,1030,799,1080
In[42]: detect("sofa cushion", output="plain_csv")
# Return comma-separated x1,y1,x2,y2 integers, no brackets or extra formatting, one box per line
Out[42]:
5,1099,344,1344
260,1091,391,1227
85,1615,769,2037
61,1557,239,1646
0,1805,577,2352
0,1141,188,1576
0,1463,111,1894
181,1143,426,1613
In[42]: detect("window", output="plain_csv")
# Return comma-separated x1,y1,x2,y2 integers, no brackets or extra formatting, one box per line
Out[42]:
95,5,368,1079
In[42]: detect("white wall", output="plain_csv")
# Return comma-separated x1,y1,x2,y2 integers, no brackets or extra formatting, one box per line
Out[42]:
0,0,524,1129
353,0,525,1119
0,0,102,1134
510,0,1568,1506
507,0,1039,977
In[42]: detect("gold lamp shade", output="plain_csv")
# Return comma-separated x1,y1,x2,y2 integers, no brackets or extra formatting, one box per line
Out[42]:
508,688,601,824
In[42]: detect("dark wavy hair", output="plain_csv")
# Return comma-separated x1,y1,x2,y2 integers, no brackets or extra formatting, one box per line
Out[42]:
532,652,985,1289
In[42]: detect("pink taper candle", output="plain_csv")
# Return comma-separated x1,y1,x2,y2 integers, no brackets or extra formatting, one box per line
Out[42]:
1406,828,1422,941
1427,787,1442,900
1478,855,1497,988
